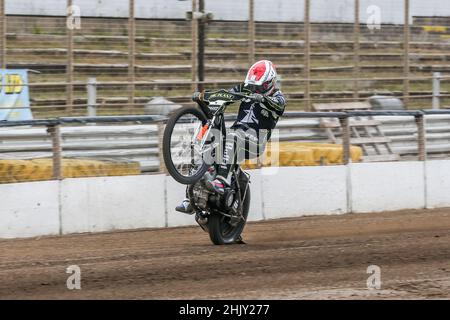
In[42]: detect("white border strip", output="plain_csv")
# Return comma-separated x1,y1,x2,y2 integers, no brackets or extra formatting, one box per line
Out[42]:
1,160,449,239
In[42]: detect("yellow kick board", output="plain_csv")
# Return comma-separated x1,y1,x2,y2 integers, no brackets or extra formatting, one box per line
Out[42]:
242,142,362,169
0,158,140,183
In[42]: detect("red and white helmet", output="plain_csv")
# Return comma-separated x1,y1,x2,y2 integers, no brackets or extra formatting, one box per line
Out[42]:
244,60,277,95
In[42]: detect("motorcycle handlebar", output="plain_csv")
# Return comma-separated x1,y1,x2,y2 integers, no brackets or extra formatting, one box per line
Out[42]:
193,90,255,102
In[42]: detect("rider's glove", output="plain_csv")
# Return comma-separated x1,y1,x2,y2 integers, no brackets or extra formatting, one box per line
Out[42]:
192,91,202,102
249,93,265,103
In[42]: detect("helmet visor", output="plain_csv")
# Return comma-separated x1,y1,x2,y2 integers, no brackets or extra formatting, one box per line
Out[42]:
245,79,273,94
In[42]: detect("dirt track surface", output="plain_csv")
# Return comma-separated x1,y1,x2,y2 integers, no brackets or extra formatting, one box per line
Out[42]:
1,208,449,300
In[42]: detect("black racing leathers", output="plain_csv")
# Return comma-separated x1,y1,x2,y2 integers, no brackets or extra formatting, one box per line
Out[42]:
216,83,287,180
230,83,287,135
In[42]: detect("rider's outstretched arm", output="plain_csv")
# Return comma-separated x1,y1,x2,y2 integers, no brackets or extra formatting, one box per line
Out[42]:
230,82,286,117
229,83,250,94
261,91,286,117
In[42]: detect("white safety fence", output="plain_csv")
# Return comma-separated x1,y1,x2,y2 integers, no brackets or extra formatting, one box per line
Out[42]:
1,159,449,239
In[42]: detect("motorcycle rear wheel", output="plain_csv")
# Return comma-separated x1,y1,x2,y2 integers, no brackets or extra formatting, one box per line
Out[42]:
208,188,250,245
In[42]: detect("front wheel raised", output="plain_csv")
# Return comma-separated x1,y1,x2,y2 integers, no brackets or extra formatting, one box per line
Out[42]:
162,106,209,185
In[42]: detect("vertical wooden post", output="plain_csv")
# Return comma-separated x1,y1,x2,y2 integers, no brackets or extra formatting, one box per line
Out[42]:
403,0,410,107
66,0,74,114
197,0,205,92
48,124,63,180
0,0,6,69
191,0,198,92
248,0,255,66
339,117,350,165
128,0,136,112
415,114,426,161
353,0,360,100
304,0,311,111
87,77,97,117
432,72,441,109
157,121,167,174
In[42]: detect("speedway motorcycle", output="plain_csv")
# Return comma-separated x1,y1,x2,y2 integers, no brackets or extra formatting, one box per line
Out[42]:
162,90,254,245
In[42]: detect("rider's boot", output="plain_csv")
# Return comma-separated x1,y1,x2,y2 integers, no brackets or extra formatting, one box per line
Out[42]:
175,167,215,214
202,166,216,184
175,198,194,214
205,175,229,195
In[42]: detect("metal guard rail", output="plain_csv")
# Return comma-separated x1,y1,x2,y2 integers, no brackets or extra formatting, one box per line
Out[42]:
2,109,450,128
1,109,449,177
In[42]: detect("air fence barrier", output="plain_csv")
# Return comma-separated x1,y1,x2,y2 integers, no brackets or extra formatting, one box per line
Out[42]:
1,110,450,238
